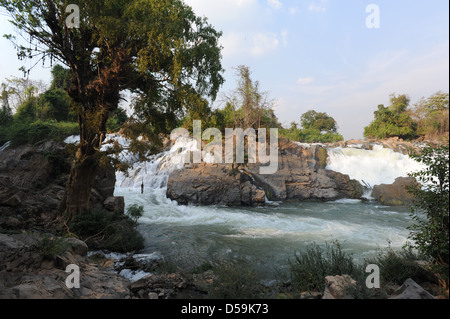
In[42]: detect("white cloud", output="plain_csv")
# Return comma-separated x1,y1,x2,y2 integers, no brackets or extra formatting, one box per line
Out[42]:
220,31,280,58
297,76,315,85
289,7,299,15
281,29,288,46
251,33,280,56
281,43,449,139
267,0,282,10
308,0,327,13
184,0,259,25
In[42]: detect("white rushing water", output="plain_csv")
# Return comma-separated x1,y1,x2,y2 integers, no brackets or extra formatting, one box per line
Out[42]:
326,144,425,188
107,138,423,278
64,135,421,277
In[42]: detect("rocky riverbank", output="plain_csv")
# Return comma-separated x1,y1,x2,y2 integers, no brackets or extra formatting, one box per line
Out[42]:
0,138,445,299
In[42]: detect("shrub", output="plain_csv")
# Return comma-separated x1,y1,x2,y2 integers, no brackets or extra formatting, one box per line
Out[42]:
407,146,449,290
126,204,144,224
288,242,357,292
207,259,266,299
68,209,144,253
364,244,420,285
31,234,68,259
6,120,78,146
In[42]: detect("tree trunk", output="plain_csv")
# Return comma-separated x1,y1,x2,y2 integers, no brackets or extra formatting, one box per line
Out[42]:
59,151,100,221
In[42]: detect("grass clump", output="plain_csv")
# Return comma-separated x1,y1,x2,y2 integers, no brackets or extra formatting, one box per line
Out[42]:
288,242,358,293
207,258,266,299
68,209,144,253
31,234,68,259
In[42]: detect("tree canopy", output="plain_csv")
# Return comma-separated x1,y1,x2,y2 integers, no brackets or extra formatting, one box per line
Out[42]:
1,0,225,218
364,92,449,141
281,110,343,143
364,94,418,140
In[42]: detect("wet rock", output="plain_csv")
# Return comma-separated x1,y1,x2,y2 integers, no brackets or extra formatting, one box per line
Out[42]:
167,140,363,206
372,177,419,206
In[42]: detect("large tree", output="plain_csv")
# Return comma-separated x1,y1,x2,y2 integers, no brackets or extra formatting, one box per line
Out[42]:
300,110,338,133
1,0,224,219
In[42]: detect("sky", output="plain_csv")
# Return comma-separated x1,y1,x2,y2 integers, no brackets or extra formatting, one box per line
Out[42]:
0,0,449,140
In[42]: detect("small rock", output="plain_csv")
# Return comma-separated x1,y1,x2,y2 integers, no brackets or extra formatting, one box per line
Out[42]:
148,292,159,299
65,237,89,257
103,196,125,213
389,278,435,299
322,275,356,299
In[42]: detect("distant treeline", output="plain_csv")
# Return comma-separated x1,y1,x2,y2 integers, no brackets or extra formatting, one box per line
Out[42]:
364,92,449,141
0,65,127,146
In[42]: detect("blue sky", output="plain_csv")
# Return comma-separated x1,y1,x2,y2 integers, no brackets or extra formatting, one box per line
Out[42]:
1,0,449,139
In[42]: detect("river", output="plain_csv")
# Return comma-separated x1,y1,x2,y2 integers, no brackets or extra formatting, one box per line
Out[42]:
112,139,424,281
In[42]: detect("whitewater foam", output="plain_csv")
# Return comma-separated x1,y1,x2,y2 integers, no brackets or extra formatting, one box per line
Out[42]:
326,145,425,187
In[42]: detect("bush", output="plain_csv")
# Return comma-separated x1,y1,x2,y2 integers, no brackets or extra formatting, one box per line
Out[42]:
288,242,357,292
408,146,449,290
31,234,68,259
68,209,144,253
6,120,78,146
126,204,144,224
364,244,420,285
207,259,266,299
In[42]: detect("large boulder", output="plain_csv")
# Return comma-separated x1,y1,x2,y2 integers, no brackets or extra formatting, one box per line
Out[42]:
0,233,131,299
166,140,363,206
166,163,266,206
372,177,419,206
0,141,124,229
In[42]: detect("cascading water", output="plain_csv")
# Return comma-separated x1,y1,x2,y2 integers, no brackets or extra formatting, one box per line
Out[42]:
108,137,422,280
326,144,424,188
115,137,200,189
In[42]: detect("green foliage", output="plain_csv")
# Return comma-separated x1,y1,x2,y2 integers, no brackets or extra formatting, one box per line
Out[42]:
208,259,266,299
300,110,338,133
280,126,344,144
6,120,78,146
213,65,281,132
37,88,71,122
68,209,144,253
407,146,449,287
288,242,357,292
280,110,343,143
106,107,128,132
364,94,419,140
411,92,449,138
126,204,144,224
364,244,420,285
14,97,37,123
31,234,68,259
50,64,71,91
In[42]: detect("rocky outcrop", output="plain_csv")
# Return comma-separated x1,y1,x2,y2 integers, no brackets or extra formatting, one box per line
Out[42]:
166,163,266,206
0,233,131,299
0,141,124,229
167,140,363,206
372,177,419,206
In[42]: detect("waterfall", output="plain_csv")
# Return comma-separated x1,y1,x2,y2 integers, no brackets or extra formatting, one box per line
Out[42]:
114,137,199,189
326,144,425,188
